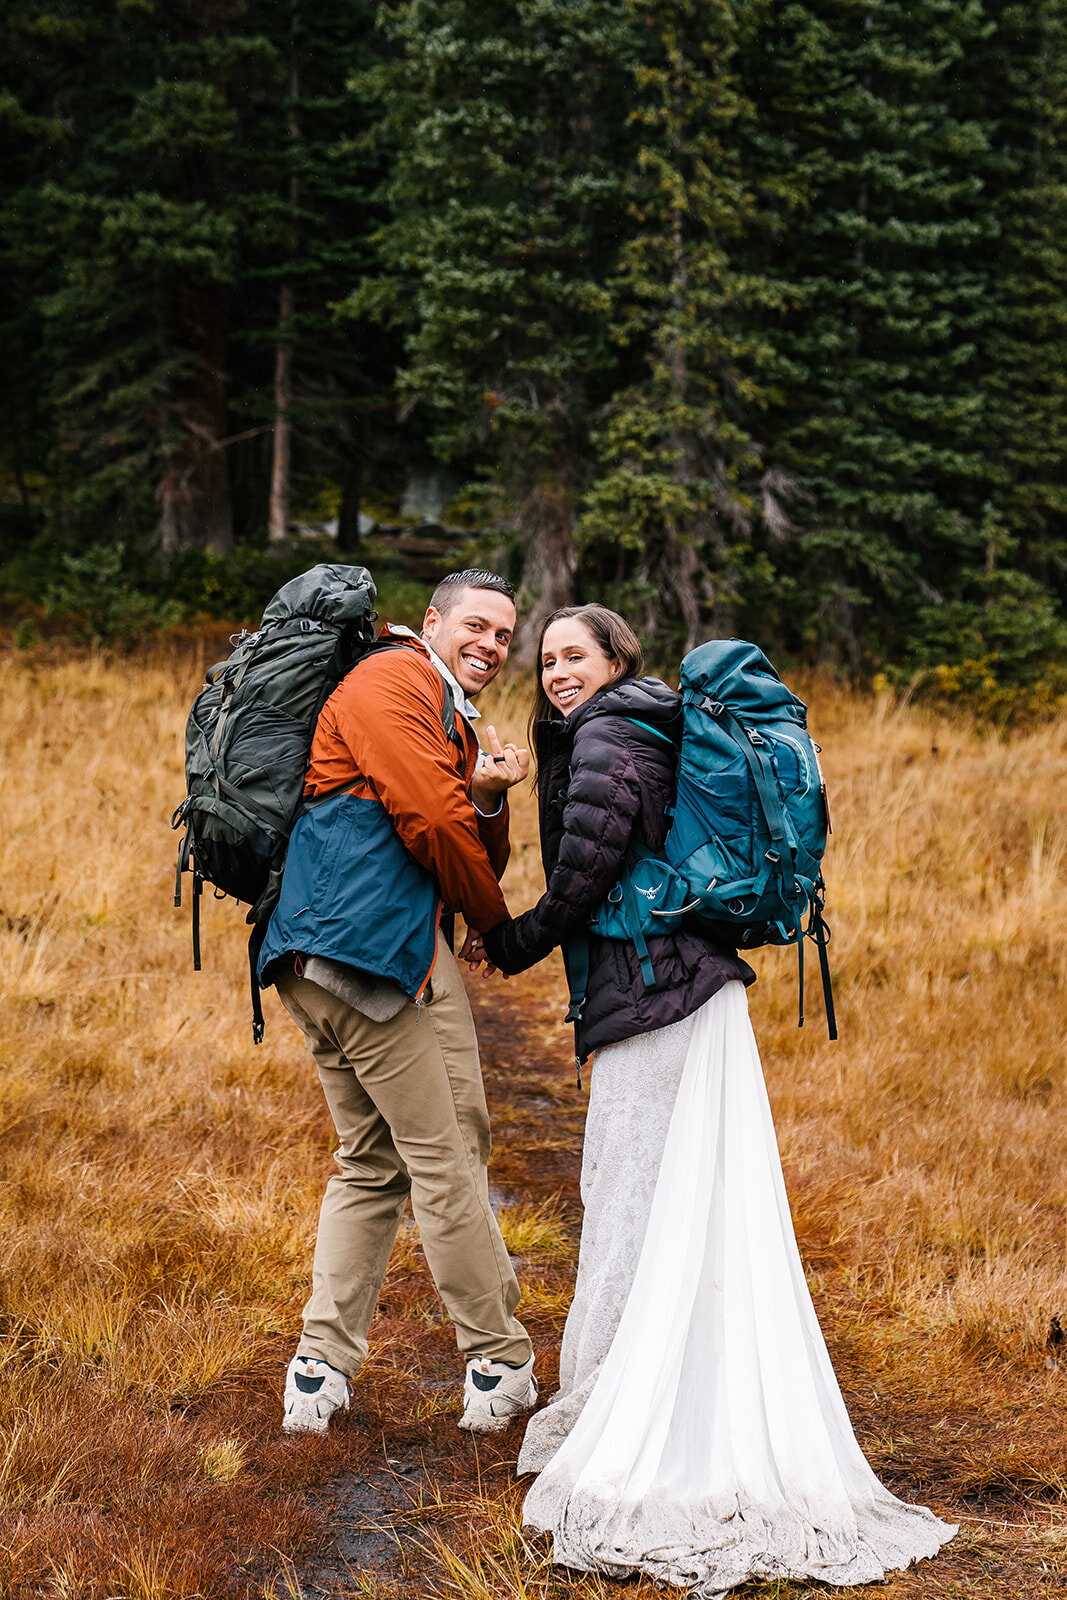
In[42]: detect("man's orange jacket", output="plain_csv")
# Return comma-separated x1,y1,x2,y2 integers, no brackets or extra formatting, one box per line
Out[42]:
257,632,509,998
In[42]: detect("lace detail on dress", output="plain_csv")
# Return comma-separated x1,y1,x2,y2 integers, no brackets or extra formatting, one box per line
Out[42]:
517,1009,697,1476
519,983,955,1591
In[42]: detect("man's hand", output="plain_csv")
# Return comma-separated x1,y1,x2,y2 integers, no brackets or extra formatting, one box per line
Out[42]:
458,926,504,978
470,725,531,812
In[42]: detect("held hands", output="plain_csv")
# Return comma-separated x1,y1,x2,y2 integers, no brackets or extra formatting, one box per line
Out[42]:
458,926,505,979
470,725,531,812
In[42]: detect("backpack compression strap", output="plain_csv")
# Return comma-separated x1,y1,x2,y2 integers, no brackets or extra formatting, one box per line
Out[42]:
695,694,837,1039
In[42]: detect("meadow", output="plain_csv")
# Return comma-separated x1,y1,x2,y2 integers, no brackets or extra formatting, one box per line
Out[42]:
0,641,1065,1599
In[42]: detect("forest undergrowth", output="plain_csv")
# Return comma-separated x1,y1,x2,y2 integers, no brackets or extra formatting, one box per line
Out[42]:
0,643,1065,1599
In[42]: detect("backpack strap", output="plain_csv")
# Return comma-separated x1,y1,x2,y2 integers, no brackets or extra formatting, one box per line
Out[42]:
625,717,674,746
697,696,793,910
440,681,466,758
701,699,788,850
808,881,838,1041
192,867,203,972
564,932,590,1088
248,920,268,1045
564,932,589,1025
620,866,659,992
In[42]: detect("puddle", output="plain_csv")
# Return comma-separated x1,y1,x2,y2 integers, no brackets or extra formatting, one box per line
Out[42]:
294,1461,428,1596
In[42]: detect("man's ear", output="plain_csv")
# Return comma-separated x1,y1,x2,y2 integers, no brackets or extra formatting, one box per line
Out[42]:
421,605,441,643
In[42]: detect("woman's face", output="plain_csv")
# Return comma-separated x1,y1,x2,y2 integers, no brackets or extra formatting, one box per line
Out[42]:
541,617,621,716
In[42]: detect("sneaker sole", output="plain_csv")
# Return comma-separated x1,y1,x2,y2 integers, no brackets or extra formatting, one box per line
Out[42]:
458,1382,538,1434
283,1397,348,1435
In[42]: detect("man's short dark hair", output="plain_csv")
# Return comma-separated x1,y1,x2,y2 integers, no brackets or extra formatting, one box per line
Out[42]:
429,569,516,617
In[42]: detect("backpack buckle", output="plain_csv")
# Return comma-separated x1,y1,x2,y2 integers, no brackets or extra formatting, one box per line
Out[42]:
702,698,725,717
765,848,780,863
746,727,765,746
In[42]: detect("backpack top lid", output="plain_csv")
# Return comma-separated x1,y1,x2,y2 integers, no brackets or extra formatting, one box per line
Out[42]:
260,563,376,629
680,638,807,727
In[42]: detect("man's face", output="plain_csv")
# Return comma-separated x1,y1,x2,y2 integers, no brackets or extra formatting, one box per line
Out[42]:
421,586,516,696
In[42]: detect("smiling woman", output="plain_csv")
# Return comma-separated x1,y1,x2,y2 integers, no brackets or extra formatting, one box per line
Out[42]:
483,603,958,1596
532,604,645,729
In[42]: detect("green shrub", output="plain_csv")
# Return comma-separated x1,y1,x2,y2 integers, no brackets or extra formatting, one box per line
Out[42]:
43,543,183,646
896,568,1067,724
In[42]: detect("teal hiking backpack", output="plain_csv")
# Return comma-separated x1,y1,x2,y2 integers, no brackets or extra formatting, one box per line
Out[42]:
574,639,837,1040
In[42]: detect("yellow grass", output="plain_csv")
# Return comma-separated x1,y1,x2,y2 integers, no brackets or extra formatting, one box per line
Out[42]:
1,643,1066,1596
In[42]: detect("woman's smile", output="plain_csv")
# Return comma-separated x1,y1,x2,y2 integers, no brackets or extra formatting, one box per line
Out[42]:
541,618,621,715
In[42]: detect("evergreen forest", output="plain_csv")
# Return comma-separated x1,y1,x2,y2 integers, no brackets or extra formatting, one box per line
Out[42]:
3,0,1067,705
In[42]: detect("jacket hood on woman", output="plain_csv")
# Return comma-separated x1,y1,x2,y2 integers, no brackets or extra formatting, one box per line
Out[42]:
482,675,754,1057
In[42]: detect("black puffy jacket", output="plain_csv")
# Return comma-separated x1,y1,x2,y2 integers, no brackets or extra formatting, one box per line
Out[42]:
482,676,754,1058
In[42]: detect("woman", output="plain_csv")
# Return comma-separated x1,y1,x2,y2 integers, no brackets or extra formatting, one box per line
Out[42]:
479,605,955,1596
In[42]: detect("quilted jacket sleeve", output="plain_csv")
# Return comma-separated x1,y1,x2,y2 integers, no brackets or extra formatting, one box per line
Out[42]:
483,719,642,975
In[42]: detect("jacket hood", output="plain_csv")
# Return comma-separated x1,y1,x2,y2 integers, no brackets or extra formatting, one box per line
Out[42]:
568,674,681,740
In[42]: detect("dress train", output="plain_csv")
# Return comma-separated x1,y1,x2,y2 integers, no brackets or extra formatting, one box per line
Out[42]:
520,982,955,1595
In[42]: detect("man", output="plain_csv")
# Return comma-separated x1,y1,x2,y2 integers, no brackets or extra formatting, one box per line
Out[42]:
257,569,536,1435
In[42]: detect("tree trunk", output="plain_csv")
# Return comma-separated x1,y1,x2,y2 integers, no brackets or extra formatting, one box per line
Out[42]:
665,108,702,654
336,415,364,552
663,516,702,654
512,481,578,667
158,283,233,554
268,281,294,543
269,26,301,544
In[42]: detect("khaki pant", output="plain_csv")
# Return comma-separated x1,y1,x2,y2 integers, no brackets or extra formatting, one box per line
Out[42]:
275,939,531,1379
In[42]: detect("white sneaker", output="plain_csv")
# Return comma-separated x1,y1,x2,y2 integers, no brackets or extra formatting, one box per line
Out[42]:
282,1354,352,1434
459,1353,538,1434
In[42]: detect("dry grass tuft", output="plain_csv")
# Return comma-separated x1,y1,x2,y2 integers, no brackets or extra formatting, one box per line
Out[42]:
1,645,1066,1596
497,1197,572,1262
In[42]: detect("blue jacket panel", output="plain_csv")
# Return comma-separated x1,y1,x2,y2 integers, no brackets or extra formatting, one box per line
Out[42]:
257,790,439,997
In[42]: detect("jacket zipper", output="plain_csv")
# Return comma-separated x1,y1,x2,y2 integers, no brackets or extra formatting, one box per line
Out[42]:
414,897,443,1016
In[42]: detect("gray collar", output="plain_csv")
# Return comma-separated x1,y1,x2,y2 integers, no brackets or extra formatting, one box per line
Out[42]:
390,624,481,721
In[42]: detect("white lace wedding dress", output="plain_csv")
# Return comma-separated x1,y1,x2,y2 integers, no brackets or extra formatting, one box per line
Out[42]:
518,981,955,1596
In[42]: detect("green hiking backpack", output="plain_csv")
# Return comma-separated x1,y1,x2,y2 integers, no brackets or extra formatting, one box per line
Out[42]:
571,639,837,1040
171,563,377,1038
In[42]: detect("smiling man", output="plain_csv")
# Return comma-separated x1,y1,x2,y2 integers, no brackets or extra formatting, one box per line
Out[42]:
256,570,537,1437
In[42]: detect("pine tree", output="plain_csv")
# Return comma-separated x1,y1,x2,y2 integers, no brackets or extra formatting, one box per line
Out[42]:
235,0,393,552
352,0,639,655
736,0,999,664
980,0,1067,607
577,0,783,651
0,0,393,557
